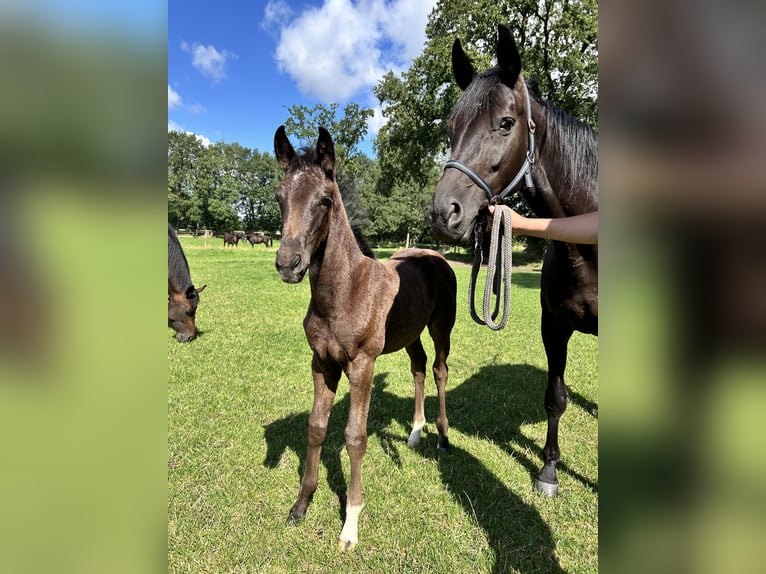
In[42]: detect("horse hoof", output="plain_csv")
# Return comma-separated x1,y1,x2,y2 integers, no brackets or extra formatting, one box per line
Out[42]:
437,438,450,453
287,510,305,526
337,538,357,552
534,478,559,497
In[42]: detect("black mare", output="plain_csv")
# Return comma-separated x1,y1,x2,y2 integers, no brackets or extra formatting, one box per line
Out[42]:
429,25,598,496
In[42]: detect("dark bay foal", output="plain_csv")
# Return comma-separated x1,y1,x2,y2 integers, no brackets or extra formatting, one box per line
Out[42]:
274,126,457,550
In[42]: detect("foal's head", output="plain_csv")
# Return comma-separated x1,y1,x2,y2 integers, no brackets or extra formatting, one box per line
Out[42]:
274,126,340,284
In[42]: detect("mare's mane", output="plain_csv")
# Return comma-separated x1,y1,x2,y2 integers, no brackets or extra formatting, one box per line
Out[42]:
168,224,193,292
452,70,598,197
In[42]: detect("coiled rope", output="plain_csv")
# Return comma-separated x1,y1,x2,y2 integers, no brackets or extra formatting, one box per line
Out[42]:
468,204,512,330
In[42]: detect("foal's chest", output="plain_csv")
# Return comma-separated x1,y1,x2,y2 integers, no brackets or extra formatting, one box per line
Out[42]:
304,313,361,365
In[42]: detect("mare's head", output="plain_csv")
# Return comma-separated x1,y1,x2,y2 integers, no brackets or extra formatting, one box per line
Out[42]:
273,125,339,283
430,25,533,244
168,283,206,342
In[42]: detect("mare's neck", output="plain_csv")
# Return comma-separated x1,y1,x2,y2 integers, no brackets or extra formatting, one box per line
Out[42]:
522,101,598,219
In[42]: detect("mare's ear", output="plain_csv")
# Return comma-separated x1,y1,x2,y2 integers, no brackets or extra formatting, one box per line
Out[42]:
274,125,295,171
316,127,335,180
496,25,521,86
452,38,475,91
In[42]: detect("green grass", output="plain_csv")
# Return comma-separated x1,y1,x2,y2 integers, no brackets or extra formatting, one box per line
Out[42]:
168,237,598,574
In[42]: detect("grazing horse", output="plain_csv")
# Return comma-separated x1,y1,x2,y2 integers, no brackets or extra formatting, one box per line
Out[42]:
168,224,206,342
223,233,240,247
245,233,272,248
274,126,457,550
429,25,598,496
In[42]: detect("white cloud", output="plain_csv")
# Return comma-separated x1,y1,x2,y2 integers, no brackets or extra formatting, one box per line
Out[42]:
268,0,436,103
194,133,212,147
367,105,387,137
262,0,293,31
168,85,182,110
187,103,207,115
181,41,235,83
167,120,211,147
168,119,184,132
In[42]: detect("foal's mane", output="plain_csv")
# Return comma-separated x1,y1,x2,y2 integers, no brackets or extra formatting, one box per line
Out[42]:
452,70,598,193
293,146,376,259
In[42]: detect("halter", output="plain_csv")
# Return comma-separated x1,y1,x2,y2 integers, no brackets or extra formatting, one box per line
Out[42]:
443,80,537,330
443,80,537,205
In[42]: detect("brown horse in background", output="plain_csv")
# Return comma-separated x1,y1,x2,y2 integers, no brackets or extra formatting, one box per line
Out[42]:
429,25,598,497
245,233,272,248
274,126,457,551
168,224,206,342
223,233,240,247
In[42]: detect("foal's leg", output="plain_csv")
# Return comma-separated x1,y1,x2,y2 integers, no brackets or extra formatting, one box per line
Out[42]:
289,355,340,523
337,356,374,551
535,308,573,497
405,337,427,448
429,326,451,453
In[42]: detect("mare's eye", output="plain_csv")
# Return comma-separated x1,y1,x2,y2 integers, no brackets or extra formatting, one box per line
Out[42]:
320,196,333,209
499,117,515,132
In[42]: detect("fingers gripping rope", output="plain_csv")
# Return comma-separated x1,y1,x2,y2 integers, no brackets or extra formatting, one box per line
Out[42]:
468,205,513,330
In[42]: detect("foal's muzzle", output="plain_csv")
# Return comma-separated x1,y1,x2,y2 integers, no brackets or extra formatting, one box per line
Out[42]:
275,241,308,283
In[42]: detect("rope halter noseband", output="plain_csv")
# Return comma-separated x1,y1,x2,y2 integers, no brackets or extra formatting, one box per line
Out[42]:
442,80,537,330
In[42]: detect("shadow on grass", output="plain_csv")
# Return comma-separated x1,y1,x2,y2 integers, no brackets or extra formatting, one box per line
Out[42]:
263,363,598,572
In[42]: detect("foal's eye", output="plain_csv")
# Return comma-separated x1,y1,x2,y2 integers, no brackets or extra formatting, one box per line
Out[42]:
320,196,333,209
499,117,515,133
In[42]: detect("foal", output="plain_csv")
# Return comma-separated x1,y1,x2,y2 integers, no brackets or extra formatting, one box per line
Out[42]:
274,126,457,551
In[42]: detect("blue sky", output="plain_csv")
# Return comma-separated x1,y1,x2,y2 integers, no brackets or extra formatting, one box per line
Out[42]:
168,0,437,157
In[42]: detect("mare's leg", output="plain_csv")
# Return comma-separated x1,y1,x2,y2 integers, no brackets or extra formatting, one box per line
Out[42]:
289,354,340,523
337,356,374,551
535,308,573,497
405,337,427,448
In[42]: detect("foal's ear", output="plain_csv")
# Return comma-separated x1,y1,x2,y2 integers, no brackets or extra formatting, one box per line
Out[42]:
274,125,295,171
496,25,521,86
316,127,336,180
452,38,475,91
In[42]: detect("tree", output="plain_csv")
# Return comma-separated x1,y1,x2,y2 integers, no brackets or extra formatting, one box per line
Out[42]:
375,0,597,189
238,150,281,233
283,102,373,176
167,131,204,229
191,142,242,234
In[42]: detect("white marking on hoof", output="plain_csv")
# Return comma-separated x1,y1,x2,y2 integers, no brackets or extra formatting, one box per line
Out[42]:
407,422,424,448
534,478,559,497
337,503,363,551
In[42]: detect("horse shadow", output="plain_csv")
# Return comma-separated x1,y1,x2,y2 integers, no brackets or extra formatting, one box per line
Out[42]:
263,363,598,572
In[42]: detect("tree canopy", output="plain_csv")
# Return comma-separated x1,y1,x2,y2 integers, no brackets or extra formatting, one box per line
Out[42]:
375,0,598,189
168,1,597,245
168,132,280,235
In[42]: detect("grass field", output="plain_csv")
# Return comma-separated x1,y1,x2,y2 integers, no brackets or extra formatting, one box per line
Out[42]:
168,236,598,574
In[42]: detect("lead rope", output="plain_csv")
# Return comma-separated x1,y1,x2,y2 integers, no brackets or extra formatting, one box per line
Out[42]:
468,204,513,330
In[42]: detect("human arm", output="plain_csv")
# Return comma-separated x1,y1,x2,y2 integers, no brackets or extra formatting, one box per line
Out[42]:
488,206,598,245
